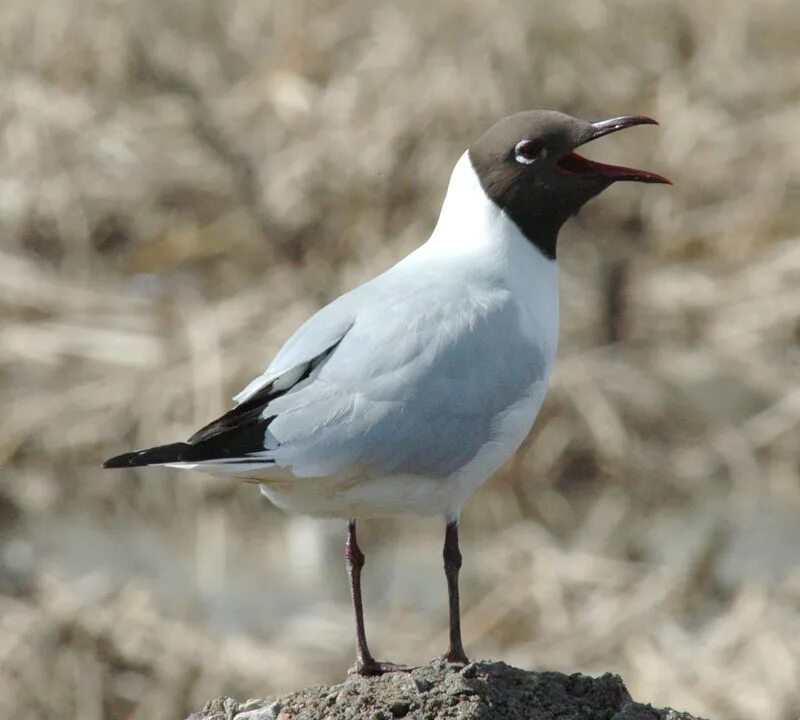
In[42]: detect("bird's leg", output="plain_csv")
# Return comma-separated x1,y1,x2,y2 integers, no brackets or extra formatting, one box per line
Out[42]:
345,519,403,676
345,519,375,671
441,518,470,665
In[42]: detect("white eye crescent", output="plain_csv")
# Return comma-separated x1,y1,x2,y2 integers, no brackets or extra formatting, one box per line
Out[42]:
515,139,546,165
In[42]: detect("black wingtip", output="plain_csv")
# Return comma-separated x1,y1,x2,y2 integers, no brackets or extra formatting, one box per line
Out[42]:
103,442,191,469
103,453,135,469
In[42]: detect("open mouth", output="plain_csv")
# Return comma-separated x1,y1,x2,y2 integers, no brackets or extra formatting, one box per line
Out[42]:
555,115,671,184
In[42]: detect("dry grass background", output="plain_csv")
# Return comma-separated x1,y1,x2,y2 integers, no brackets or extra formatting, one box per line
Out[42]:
1,1,799,718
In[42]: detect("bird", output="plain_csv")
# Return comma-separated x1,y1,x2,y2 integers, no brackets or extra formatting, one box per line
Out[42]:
104,110,670,675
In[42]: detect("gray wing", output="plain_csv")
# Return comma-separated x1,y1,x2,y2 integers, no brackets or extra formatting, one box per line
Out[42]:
257,286,547,479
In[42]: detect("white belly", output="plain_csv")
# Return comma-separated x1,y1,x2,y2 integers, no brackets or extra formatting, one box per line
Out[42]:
258,470,469,519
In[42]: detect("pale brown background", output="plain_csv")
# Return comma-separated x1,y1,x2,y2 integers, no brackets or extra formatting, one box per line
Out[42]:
1,1,799,719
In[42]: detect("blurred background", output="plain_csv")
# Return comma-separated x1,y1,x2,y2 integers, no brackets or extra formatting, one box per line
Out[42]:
1,1,799,718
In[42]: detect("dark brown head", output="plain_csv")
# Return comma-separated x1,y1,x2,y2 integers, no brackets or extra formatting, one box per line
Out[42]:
468,110,670,259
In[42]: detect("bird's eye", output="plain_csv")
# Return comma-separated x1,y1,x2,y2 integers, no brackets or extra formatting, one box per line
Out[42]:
514,139,546,165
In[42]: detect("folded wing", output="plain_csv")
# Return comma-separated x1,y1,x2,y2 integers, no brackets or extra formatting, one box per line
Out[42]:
105,281,548,482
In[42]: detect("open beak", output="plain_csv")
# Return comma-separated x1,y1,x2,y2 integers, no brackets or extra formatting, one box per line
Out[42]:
555,115,671,185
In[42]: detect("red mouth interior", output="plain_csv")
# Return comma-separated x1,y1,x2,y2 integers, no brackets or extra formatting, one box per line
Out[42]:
555,151,671,184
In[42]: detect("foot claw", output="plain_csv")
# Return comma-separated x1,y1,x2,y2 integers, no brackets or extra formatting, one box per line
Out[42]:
349,660,409,677
440,650,470,667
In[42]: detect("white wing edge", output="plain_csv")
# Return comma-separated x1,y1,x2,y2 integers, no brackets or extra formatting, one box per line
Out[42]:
232,312,355,405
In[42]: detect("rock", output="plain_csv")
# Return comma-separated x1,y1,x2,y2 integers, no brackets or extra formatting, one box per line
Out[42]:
186,660,706,720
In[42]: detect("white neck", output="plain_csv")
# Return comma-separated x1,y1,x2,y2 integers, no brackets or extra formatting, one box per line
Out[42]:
428,152,507,253
426,152,553,261
423,151,560,364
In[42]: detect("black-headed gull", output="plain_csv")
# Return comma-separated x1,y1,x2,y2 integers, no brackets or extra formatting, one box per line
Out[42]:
105,110,669,674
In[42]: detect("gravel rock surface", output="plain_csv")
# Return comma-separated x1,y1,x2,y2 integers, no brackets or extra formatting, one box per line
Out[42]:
188,660,705,720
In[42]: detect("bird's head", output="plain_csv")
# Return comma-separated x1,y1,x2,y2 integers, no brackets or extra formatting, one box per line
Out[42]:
468,110,671,258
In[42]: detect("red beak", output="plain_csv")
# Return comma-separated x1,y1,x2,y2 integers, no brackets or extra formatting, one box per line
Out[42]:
555,115,672,185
